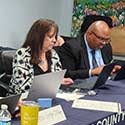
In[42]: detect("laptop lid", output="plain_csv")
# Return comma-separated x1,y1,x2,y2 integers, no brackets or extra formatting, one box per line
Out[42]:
70,62,116,90
0,94,20,115
27,70,66,101
93,62,116,89
112,65,125,81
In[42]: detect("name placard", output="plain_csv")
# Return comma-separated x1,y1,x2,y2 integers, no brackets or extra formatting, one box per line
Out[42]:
38,105,66,125
72,99,121,112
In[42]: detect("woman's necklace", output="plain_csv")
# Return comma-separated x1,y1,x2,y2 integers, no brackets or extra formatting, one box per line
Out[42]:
38,53,48,71
39,59,46,65
39,52,46,65
38,58,48,72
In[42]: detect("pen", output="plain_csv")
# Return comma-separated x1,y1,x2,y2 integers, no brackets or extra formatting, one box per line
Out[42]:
110,59,114,63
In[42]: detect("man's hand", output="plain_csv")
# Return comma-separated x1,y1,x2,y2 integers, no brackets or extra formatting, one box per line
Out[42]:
91,65,105,76
112,65,121,74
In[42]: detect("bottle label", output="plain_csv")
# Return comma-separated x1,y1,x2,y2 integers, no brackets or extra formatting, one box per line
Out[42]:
0,121,11,125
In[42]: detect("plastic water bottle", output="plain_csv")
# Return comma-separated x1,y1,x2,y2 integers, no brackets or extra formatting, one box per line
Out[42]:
0,104,11,125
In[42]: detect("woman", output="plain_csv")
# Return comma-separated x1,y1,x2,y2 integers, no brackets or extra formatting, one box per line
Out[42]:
54,35,65,46
10,19,73,95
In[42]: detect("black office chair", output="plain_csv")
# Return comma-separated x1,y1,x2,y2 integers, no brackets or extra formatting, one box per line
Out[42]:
61,35,76,42
0,50,15,96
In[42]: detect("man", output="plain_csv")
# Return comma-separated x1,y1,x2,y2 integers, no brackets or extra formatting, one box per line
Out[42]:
56,15,115,80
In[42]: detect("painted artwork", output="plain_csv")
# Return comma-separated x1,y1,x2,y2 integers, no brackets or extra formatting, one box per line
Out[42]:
71,0,125,37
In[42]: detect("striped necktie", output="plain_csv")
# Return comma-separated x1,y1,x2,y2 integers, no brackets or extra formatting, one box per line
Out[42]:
91,50,98,69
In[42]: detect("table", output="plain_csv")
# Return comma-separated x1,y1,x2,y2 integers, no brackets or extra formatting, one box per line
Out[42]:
12,79,125,125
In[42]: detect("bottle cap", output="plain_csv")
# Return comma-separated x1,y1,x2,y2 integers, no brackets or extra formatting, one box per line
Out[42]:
1,104,8,110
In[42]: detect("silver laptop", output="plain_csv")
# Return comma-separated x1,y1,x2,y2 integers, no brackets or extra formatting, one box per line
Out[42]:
0,94,20,115
27,70,66,101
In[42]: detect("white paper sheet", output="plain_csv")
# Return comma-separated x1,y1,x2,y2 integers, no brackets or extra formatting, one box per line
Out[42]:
72,99,121,113
38,105,66,125
56,92,85,101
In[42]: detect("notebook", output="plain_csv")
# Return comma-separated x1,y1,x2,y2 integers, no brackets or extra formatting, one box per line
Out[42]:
0,94,20,115
111,65,125,81
69,62,116,90
27,70,66,101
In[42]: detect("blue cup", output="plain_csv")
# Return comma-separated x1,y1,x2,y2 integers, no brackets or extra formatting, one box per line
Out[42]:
37,98,52,108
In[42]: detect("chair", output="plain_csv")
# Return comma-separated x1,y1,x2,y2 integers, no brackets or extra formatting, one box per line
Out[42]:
61,35,75,42
1,51,15,75
0,50,15,96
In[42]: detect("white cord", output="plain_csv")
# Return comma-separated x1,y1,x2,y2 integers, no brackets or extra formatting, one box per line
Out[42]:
0,73,6,79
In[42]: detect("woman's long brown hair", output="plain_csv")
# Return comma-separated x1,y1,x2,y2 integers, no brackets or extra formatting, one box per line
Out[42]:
22,19,58,64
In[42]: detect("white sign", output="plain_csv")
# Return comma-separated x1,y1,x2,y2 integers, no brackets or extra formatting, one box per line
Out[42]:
72,99,121,113
38,105,66,125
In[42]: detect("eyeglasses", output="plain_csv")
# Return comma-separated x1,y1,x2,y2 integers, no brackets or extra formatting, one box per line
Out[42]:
92,31,111,44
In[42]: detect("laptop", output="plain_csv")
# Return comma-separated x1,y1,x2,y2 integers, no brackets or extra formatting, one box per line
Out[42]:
111,65,125,81
27,70,66,101
0,94,20,115
69,62,116,90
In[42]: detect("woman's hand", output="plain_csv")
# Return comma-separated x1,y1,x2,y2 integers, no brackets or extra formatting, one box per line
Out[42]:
62,78,74,85
54,36,65,46
13,98,23,118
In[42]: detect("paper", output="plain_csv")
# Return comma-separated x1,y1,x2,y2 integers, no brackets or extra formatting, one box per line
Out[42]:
38,105,66,125
56,92,85,101
72,99,121,113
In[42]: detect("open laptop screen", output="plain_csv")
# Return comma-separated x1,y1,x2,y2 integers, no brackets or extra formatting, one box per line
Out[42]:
27,70,66,101
0,94,20,115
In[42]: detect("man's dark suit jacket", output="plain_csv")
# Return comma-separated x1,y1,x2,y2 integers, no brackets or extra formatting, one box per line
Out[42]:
55,35,113,80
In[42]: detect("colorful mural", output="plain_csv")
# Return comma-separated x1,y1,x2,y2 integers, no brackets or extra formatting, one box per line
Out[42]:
71,0,125,37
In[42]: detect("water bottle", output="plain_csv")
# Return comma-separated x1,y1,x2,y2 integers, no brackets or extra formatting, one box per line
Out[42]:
0,104,11,125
